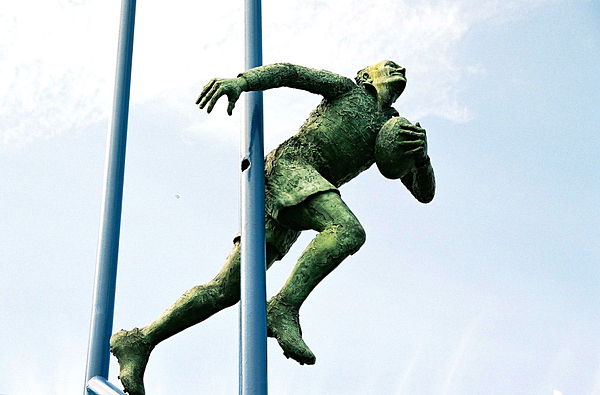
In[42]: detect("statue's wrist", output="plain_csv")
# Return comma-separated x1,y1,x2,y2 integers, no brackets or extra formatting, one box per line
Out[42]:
237,68,264,91
238,76,249,92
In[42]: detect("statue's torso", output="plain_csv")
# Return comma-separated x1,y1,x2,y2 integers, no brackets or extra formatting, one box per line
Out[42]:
271,86,397,187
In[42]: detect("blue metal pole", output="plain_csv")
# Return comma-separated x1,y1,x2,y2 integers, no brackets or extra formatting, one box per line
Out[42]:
240,0,267,394
87,376,126,395
84,1,136,393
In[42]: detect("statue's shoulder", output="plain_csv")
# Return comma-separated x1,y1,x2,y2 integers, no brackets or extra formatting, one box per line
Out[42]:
325,84,371,104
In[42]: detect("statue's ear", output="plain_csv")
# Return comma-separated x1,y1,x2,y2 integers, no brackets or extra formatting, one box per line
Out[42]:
356,68,377,96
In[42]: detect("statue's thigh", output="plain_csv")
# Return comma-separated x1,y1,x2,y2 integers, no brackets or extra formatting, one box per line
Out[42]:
278,191,362,233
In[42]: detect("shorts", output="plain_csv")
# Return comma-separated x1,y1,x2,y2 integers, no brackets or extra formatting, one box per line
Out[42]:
264,154,338,220
233,152,339,260
233,215,301,261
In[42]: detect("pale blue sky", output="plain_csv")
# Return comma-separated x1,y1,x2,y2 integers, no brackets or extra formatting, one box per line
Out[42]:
1,1,599,394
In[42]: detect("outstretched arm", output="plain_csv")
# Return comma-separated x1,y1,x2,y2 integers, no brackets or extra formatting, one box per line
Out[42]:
238,63,355,97
196,63,355,115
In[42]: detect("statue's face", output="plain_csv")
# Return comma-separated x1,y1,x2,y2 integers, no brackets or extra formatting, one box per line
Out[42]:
362,60,407,105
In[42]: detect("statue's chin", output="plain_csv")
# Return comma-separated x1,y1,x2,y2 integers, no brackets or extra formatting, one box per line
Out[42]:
388,75,406,84
392,78,407,95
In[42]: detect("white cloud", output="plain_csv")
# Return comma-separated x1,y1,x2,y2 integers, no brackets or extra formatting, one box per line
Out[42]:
0,1,119,147
0,0,560,148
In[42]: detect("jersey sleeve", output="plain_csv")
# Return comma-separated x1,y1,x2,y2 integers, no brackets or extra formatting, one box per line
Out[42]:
238,63,356,99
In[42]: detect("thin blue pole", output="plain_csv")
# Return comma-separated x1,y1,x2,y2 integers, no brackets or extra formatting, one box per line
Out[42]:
240,0,267,394
87,376,126,395
84,1,136,393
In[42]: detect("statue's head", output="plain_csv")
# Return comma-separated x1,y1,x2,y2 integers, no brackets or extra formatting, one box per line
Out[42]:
355,60,406,107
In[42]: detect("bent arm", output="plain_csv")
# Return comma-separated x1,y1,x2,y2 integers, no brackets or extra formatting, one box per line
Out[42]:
401,157,435,203
238,63,355,99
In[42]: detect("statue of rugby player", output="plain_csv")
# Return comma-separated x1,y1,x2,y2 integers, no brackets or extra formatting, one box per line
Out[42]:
110,60,435,395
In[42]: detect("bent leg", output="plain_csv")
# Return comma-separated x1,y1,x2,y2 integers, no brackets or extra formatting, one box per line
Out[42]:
267,191,366,365
110,240,282,395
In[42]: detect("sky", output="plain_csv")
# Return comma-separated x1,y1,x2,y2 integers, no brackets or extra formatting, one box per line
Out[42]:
1,0,599,394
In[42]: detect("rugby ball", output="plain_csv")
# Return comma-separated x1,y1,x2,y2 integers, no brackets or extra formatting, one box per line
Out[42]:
375,117,416,179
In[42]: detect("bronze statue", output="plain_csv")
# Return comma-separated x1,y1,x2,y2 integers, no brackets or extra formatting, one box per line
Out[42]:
110,60,435,395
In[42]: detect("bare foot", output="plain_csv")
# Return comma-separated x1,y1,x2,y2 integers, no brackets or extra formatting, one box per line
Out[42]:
110,328,153,395
267,299,316,365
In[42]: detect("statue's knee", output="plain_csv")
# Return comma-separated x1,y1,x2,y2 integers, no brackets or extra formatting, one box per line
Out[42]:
349,225,367,253
337,223,366,255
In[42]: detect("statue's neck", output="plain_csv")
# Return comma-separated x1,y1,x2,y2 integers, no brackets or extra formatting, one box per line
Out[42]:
362,84,393,110
375,85,396,109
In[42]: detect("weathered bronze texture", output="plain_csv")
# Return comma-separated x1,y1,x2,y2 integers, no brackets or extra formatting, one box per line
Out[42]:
110,61,435,395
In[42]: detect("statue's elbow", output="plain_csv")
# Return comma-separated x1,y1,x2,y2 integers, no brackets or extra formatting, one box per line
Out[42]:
415,186,435,204
417,193,434,204
412,166,435,204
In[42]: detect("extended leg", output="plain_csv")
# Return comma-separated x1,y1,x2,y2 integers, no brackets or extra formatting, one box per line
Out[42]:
268,191,366,365
110,242,280,395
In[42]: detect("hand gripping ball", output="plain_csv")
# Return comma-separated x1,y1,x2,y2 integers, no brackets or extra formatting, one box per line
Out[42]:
375,117,416,179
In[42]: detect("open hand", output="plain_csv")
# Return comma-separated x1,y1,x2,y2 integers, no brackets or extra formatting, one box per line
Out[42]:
196,78,245,115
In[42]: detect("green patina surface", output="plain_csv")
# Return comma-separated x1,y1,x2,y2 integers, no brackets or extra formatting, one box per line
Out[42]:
238,63,434,221
110,61,436,395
